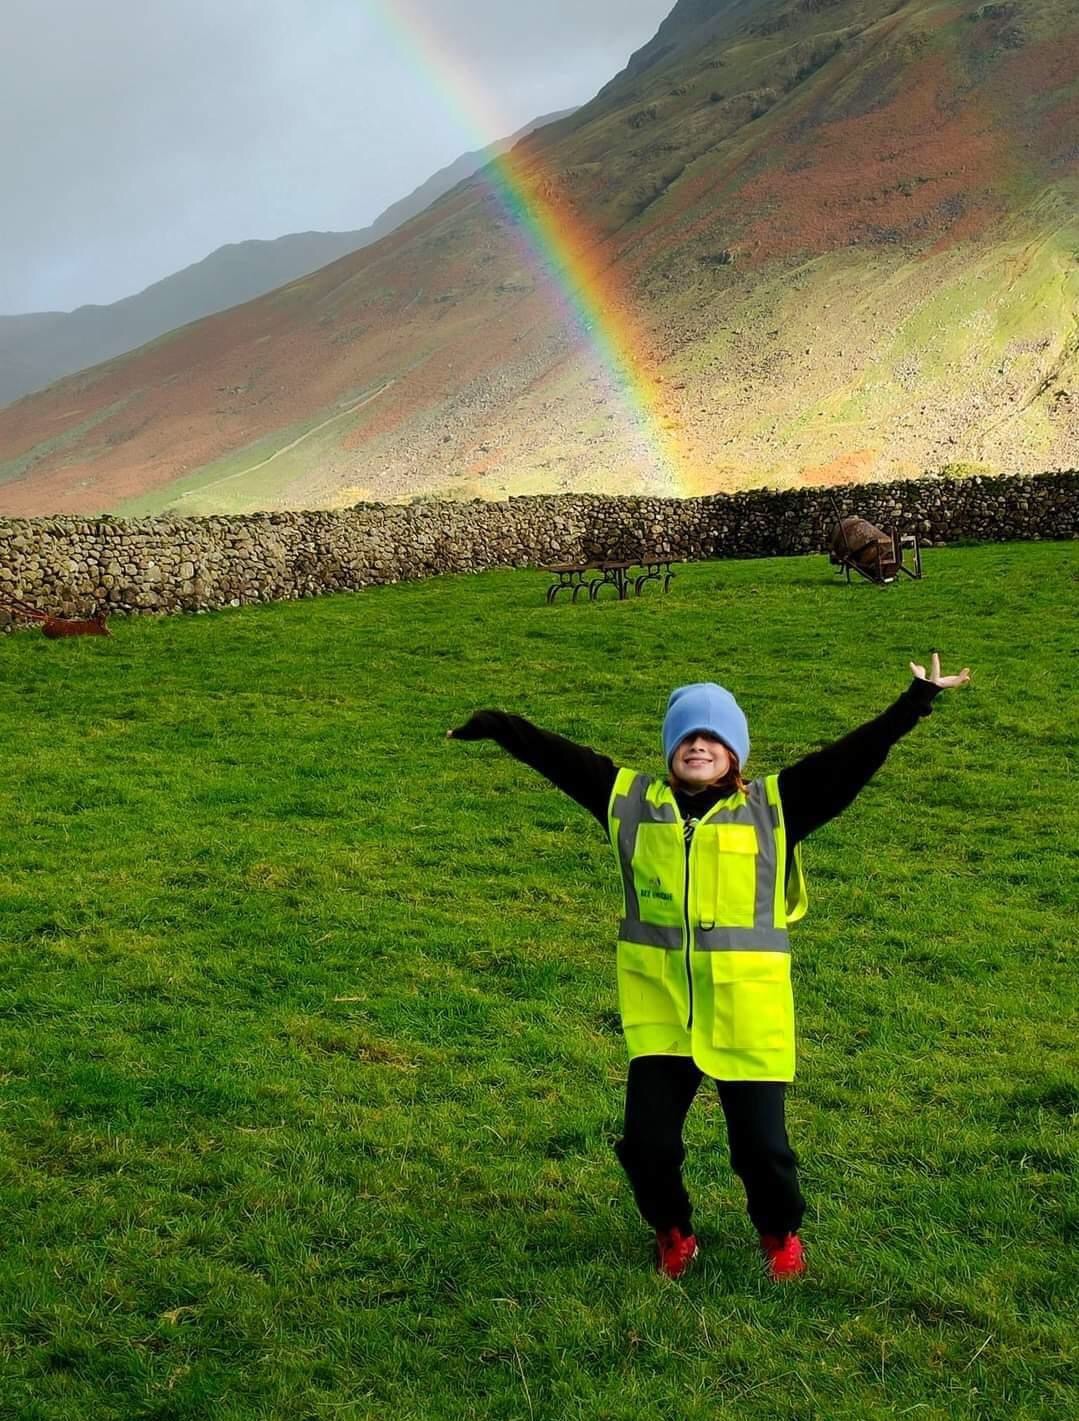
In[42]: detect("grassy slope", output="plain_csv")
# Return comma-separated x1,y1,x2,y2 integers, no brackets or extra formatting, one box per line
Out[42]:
0,1,1075,515
0,542,1076,1420
114,379,398,519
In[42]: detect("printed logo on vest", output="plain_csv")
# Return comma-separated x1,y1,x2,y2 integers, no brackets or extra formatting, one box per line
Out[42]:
639,875,673,903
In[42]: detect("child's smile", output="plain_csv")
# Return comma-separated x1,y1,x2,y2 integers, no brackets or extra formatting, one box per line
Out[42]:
671,733,733,790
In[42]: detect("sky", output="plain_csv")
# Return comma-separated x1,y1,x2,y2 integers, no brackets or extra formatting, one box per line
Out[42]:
2,0,673,314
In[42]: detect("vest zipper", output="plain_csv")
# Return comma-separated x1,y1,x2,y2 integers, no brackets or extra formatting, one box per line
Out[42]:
683,827,694,1031
680,801,728,1033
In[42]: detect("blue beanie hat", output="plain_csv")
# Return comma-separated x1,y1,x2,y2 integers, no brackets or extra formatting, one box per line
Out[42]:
662,682,749,769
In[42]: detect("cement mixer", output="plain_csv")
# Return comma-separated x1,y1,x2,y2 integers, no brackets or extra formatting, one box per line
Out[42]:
828,513,923,584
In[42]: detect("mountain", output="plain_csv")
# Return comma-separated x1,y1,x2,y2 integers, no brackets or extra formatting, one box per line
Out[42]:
0,110,573,409
359,110,575,246
0,234,371,409
0,0,1075,516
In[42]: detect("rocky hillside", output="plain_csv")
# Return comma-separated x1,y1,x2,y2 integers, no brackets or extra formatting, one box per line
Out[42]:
0,0,1075,515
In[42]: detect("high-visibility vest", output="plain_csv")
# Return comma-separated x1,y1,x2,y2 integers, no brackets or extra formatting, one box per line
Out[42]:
607,769,808,1082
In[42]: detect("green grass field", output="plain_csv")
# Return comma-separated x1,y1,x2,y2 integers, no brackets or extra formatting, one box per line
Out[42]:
1,542,1076,1421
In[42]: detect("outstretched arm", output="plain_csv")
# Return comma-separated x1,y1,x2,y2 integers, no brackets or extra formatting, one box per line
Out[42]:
447,710,617,827
779,653,971,847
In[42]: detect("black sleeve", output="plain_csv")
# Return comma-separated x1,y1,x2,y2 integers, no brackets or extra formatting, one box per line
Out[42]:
778,679,943,846
449,710,617,827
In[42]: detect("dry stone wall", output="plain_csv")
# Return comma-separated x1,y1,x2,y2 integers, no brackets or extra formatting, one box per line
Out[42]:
0,471,1076,626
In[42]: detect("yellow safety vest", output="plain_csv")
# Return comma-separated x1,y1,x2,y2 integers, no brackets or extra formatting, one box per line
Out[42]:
607,769,808,1082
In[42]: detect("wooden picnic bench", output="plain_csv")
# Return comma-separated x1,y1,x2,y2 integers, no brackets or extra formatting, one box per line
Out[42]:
545,556,677,605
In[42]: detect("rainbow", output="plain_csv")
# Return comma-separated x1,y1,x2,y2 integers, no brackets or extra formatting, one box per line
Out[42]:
366,0,687,492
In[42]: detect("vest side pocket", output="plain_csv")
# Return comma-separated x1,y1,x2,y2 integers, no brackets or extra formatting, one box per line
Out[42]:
709,951,792,1051
617,942,686,1028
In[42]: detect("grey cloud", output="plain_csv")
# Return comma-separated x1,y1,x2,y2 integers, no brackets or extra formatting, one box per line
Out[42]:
1,0,670,312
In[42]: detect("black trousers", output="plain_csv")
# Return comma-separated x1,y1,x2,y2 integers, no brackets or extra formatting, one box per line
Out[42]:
614,1054,806,1238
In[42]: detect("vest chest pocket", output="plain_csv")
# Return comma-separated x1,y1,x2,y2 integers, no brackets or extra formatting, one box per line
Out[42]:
631,823,683,927
697,822,759,930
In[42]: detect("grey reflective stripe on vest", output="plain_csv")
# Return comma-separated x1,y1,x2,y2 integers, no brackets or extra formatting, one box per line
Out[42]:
612,774,682,951
618,918,683,949
695,925,789,952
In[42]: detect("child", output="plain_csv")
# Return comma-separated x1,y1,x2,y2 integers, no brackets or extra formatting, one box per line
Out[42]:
448,652,970,1280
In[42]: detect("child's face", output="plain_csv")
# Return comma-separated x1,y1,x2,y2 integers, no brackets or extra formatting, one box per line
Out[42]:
671,732,733,789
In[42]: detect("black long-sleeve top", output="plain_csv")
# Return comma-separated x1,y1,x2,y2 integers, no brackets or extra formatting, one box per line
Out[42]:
450,680,941,873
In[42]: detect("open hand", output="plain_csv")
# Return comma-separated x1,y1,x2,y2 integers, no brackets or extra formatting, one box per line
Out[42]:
910,652,971,689
446,713,487,740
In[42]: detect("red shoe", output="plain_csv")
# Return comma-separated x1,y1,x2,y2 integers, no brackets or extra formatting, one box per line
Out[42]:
760,1232,806,1281
656,1226,699,1279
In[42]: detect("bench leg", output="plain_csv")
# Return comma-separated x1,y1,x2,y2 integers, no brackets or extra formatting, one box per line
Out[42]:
548,579,577,604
